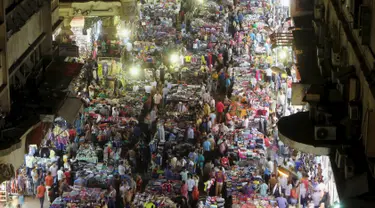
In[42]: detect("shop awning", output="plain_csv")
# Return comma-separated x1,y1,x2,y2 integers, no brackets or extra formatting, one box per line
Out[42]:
291,83,310,105
57,97,83,124
277,112,350,155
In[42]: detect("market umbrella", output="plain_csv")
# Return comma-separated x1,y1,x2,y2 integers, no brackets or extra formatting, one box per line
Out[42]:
271,66,285,74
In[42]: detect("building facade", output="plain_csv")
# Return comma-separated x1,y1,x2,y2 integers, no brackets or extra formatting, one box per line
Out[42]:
0,0,63,181
278,0,375,205
0,0,55,112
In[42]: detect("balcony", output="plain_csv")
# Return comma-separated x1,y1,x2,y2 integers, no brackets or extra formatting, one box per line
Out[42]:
5,0,47,39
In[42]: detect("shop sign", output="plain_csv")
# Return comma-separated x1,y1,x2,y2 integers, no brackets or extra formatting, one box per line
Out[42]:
40,114,55,123
59,44,79,57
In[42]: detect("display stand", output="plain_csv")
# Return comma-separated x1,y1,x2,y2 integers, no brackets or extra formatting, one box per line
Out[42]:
0,182,7,202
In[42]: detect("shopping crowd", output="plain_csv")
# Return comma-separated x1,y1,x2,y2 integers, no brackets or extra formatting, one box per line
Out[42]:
6,0,332,208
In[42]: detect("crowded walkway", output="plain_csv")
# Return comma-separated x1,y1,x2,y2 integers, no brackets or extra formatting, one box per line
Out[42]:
2,0,336,208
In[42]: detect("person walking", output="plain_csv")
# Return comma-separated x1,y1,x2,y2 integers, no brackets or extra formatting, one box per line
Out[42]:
37,182,46,208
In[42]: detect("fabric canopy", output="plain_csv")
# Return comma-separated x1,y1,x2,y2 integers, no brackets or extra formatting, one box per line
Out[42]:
57,97,83,124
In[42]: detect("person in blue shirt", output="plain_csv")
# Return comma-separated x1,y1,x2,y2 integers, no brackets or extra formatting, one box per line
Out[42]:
164,166,173,179
264,167,271,184
225,77,231,95
197,153,205,175
258,181,269,197
276,194,288,208
203,138,211,152
250,31,256,41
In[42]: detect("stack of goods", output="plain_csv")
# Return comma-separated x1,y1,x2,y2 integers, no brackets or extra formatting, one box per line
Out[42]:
51,188,105,208
76,144,98,163
226,129,266,162
87,95,144,119
133,193,177,208
198,196,225,208
232,197,275,208
225,166,262,192
166,85,203,103
145,179,183,197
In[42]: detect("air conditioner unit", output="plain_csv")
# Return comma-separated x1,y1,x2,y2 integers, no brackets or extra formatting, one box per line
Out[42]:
314,126,337,140
331,49,341,66
335,148,347,168
349,104,360,120
345,158,355,179
348,78,358,101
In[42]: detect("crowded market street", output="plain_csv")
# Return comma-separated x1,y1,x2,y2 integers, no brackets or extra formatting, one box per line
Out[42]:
1,0,339,208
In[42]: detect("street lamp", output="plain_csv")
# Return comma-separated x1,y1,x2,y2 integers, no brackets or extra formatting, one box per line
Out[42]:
281,0,290,7
279,51,287,60
129,66,140,76
118,28,131,37
170,53,179,64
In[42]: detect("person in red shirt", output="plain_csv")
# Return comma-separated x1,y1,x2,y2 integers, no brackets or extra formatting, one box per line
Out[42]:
216,101,225,123
64,169,71,185
220,156,229,168
264,137,270,148
37,182,46,208
68,128,76,141
45,172,53,202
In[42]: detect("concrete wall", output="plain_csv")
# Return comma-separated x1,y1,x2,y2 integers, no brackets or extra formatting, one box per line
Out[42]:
59,1,122,17
6,11,44,69
0,123,41,169
324,0,375,136
52,6,60,27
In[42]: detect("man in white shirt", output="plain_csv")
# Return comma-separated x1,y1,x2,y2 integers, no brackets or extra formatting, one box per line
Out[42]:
278,175,288,192
162,86,169,106
202,91,210,103
170,157,178,170
118,163,126,177
187,126,194,140
267,157,274,174
180,169,189,182
57,167,64,182
210,97,215,109
49,163,58,184
312,188,322,207
285,182,292,198
49,163,58,178
242,116,249,129
265,68,272,83
153,93,162,107
187,175,196,199
219,123,229,134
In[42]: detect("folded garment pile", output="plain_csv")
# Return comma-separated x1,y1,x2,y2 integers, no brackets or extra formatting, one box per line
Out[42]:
76,144,98,163
133,193,177,208
198,196,225,208
145,179,183,197
51,188,104,208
